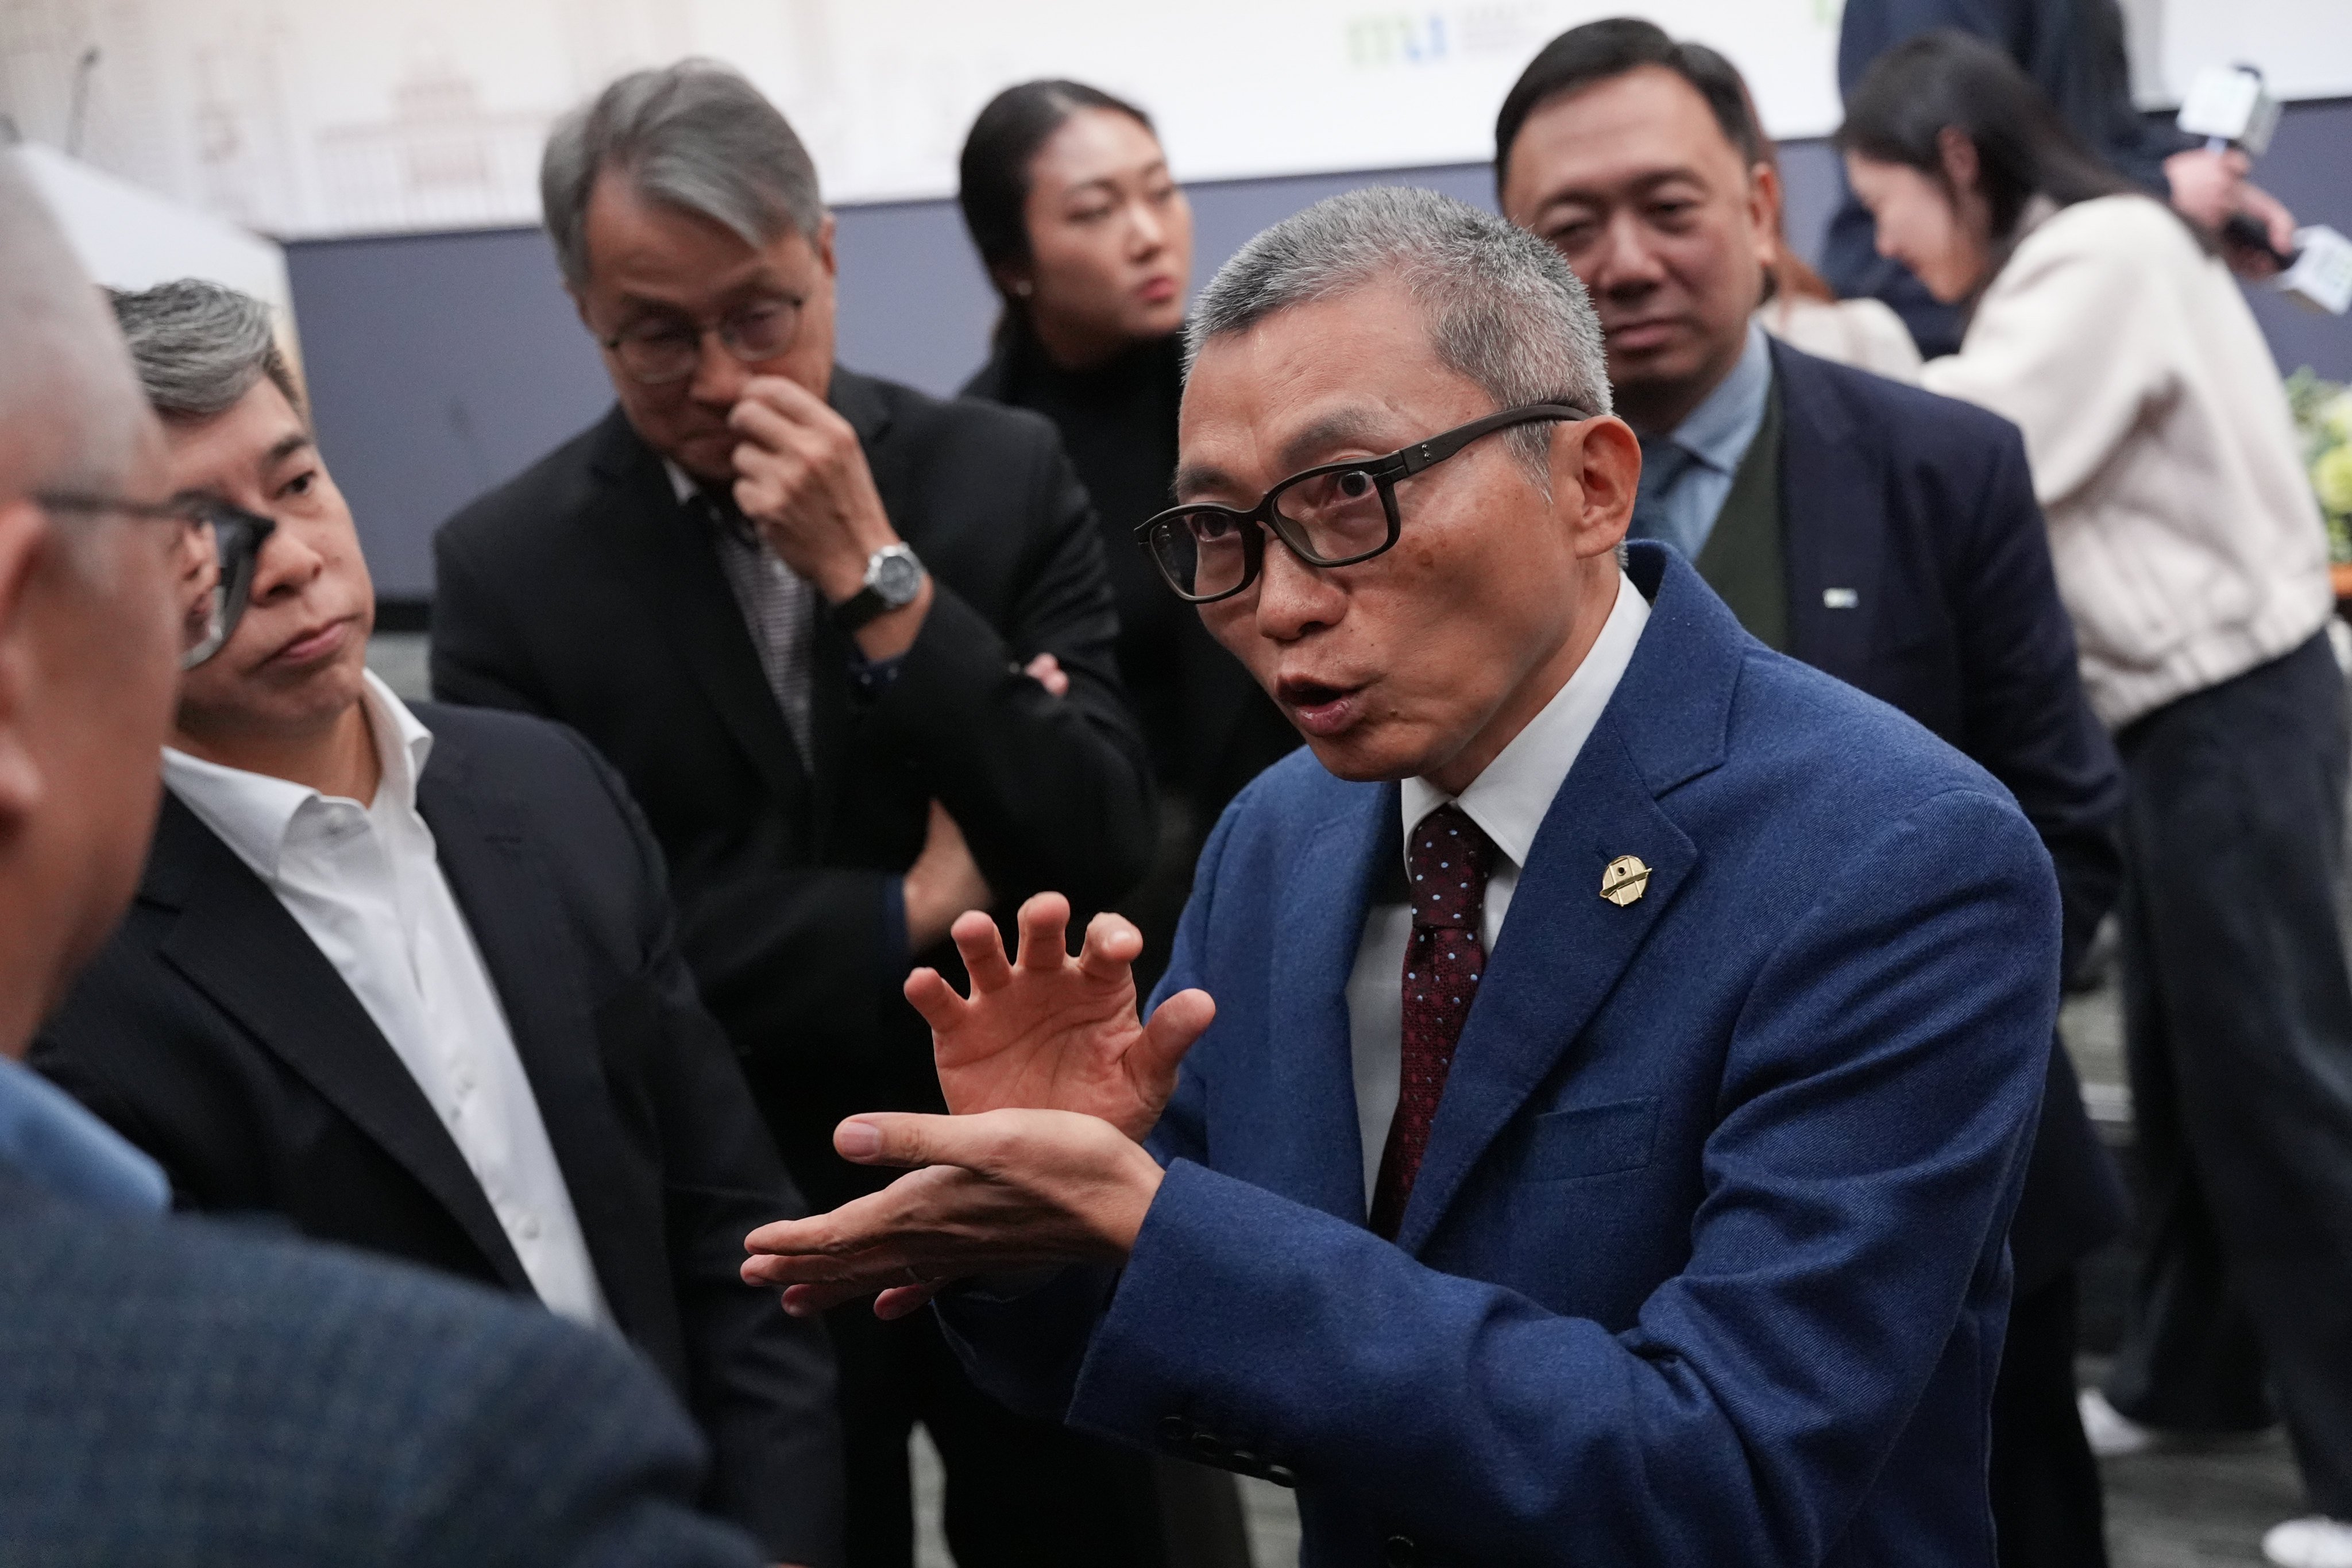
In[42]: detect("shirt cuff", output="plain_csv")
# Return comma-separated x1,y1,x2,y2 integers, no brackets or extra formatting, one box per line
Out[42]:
845,643,907,704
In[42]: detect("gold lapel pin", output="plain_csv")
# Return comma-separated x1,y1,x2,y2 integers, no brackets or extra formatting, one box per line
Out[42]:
1600,854,1652,907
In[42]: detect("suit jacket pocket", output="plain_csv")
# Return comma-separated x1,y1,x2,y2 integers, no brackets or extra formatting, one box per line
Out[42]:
1516,1096,1659,1183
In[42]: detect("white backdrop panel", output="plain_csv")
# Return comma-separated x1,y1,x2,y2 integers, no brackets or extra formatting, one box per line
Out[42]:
1,0,2346,239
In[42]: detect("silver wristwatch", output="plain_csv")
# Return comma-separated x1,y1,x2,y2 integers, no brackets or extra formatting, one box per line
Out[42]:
834,543,925,631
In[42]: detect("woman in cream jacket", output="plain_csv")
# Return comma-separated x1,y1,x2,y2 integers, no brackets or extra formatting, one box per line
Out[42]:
1841,30,2350,1568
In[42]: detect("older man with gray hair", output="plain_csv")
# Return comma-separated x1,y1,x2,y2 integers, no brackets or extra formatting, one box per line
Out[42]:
744,187,2061,1568
432,59,1161,1568
0,149,764,1568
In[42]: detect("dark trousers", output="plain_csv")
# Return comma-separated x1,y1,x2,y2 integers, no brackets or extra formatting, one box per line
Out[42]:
1993,1272,2108,1568
831,1305,1172,1568
2101,629,2352,1516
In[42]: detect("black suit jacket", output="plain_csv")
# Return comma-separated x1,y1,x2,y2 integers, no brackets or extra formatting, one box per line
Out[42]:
1770,339,2129,1287
31,705,842,1566
428,370,1155,1207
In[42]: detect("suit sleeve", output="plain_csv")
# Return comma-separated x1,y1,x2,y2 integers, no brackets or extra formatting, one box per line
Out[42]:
346,1262,769,1568
1947,422,2125,979
989,787,2052,1566
565,727,846,1567
430,519,905,1064
859,430,1156,912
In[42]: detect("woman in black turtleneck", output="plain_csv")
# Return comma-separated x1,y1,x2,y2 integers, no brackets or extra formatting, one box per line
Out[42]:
957,81,1297,999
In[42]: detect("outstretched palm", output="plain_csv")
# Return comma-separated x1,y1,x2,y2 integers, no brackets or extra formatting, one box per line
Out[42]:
904,894,1215,1142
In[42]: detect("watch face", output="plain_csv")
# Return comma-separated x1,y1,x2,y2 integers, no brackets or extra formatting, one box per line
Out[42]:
872,549,924,606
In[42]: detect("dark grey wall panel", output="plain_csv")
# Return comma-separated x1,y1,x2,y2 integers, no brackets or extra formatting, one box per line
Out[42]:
287,101,2351,601
289,226,609,601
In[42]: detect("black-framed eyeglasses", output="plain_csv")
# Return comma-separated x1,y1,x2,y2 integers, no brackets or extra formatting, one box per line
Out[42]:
598,293,806,385
34,492,277,668
1132,400,1593,604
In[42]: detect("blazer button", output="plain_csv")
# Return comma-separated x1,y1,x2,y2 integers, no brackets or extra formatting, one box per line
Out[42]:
1262,1461,1299,1488
1158,1415,1191,1447
1382,1535,1419,1567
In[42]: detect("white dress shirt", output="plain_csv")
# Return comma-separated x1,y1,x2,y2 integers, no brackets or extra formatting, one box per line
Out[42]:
1344,570,1652,1200
161,673,613,1327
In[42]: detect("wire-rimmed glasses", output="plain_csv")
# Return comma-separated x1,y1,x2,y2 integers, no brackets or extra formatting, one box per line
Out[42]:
1131,400,1593,604
34,492,277,667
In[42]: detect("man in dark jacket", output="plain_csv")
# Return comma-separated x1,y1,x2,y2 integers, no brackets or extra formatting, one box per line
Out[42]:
1496,22,2128,1567
430,61,1163,1568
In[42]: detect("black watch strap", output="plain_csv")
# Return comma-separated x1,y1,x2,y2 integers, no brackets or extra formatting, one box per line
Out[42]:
833,584,893,632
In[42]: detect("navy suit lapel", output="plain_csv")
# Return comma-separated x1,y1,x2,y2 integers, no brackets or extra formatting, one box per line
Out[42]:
1772,342,1887,683
1263,781,1399,1227
148,797,532,1292
1395,719,1698,1253
415,729,665,1336
585,409,814,828
1395,545,1735,1253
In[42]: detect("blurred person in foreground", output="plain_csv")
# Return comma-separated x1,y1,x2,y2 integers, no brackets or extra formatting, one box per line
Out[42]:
957,79,1296,998
30,278,843,1568
431,59,1163,1568
1825,0,2299,354
0,149,762,1568
1494,22,2130,1565
743,187,2060,1567
1841,33,2351,1568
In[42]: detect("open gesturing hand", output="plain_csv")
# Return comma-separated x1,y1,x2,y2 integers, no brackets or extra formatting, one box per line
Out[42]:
905,893,1215,1142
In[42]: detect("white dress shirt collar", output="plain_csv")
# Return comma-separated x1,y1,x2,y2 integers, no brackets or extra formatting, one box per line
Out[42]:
1398,567,1651,872
163,670,431,883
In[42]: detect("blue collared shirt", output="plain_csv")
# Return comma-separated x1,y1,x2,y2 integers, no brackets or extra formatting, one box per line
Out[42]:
0,1055,169,1214
1628,321,1774,562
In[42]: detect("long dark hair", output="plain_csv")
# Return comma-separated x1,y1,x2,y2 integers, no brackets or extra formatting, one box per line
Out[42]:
957,79,1156,335
1836,29,2148,284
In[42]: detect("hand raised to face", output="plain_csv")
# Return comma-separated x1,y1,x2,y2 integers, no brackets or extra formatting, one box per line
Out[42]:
905,892,1215,1141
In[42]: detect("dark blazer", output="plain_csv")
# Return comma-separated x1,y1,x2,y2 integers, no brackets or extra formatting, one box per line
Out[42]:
1768,339,2127,1288
32,705,842,1566
429,370,1156,1208
0,1171,763,1567
944,546,2059,1567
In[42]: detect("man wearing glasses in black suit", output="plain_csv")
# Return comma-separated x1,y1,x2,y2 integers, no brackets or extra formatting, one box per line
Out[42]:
429,58,1164,1568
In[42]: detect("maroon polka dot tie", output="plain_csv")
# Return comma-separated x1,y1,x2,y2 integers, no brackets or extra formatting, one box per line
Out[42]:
1370,803,1498,1239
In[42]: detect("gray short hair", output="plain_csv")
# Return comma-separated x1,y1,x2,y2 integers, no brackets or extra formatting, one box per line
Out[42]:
542,60,824,291
108,280,302,423
1188,187,1613,470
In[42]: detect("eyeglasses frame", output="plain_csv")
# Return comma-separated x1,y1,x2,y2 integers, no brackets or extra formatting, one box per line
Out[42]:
33,491,279,667
1131,400,1594,604
597,291,809,387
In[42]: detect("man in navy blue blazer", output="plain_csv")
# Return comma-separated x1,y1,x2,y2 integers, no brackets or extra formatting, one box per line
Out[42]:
744,187,2059,1567
1496,24,2125,1567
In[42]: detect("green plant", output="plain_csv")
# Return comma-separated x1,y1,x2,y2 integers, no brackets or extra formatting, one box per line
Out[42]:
2286,367,2352,566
